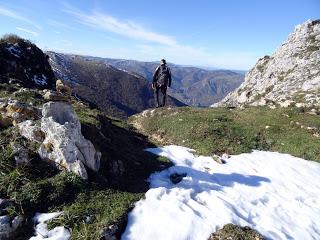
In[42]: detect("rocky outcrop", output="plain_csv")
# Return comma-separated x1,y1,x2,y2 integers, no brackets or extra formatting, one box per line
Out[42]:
43,89,71,102
214,19,320,108
0,215,24,240
0,199,24,240
11,143,30,165
0,34,55,89
9,87,101,179
17,120,44,143
0,98,41,127
38,101,101,179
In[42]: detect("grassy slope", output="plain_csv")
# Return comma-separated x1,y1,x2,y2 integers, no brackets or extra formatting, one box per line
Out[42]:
130,106,320,162
0,83,170,239
2,82,319,239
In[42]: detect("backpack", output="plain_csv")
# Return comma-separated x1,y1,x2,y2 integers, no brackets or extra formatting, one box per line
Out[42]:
157,65,170,86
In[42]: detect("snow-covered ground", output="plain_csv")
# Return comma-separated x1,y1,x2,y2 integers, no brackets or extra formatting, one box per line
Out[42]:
122,145,320,240
29,212,70,240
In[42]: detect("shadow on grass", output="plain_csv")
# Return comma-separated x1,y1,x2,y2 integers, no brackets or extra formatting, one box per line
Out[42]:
81,114,172,193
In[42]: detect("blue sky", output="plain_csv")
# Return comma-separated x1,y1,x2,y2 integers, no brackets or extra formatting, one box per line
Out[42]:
0,0,319,70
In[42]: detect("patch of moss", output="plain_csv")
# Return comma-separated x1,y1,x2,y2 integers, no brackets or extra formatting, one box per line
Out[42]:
209,223,265,240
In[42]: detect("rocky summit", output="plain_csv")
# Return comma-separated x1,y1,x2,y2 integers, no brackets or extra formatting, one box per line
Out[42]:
0,34,55,89
214,19,320,108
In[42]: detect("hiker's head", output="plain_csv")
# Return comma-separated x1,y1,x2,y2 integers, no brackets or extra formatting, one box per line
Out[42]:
160,59,166,65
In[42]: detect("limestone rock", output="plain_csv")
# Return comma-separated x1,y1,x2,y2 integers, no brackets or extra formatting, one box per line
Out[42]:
38,101,101,179
214,19,320,108
18,120,45,143
43,90,71,102
11,143,30,165
0,215,24,240
169,172,187,184
5,99,41,123
212,154,226,164
1,99,41,127
56,79,72,96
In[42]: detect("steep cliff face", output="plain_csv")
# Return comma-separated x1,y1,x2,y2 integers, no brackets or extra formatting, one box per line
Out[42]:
215,19,320,108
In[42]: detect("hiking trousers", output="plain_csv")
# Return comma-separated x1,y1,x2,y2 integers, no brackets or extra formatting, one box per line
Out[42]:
154,84,167,107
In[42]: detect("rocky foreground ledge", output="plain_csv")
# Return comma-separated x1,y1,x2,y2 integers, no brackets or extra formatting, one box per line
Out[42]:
1,88,101,180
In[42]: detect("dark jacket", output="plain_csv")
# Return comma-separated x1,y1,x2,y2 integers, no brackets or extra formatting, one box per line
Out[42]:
152,64,172,87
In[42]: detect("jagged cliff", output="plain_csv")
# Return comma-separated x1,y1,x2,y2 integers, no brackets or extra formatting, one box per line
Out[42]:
214,19,320,108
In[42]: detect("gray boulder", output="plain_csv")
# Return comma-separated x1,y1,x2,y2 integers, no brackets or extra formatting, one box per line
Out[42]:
11,143,30,165
0,215,24,240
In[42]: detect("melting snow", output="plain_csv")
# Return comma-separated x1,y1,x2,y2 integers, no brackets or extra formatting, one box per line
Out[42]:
5,44,21,58
33,74,47,86
122,145,320,240
29,212,70,240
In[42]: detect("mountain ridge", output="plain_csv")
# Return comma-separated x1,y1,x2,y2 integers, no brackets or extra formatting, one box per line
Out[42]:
47,52,244,107
47,51,186,118
214,19,320,108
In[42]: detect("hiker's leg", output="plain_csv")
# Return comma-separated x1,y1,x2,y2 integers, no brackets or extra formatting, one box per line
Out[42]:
154,86,160,107
161,86,167,106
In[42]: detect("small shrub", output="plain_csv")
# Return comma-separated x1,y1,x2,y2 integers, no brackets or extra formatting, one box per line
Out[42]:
0,34,34,48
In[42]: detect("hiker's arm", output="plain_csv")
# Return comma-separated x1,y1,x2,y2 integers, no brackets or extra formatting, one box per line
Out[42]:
152,66,159,84
168,68,172,87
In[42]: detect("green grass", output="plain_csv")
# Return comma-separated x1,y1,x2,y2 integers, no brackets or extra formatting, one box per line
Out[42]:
0,83,45,106
0,87,171,239
131,106,320,162
209,223,264,240
49,190,141,240
2,84,319,239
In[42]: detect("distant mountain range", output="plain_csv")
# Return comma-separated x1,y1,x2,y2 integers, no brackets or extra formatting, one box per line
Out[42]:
85,57,245,107
47,52,185,118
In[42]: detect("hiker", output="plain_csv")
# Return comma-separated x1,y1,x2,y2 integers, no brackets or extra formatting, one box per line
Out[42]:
152,59,172,108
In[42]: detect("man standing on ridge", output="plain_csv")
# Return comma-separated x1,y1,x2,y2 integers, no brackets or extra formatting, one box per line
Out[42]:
152,59,172,108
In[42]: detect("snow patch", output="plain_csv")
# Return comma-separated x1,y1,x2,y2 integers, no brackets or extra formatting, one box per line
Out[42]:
33,74,47,86
122,145,320,240
29,212,70,240
5,44,21,58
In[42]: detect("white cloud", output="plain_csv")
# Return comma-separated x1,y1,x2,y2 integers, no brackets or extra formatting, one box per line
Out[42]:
64,7,177,47
16,27,39,37
48,19,71,29
131,45,259,70
62,5,258,69
0,5,41,30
